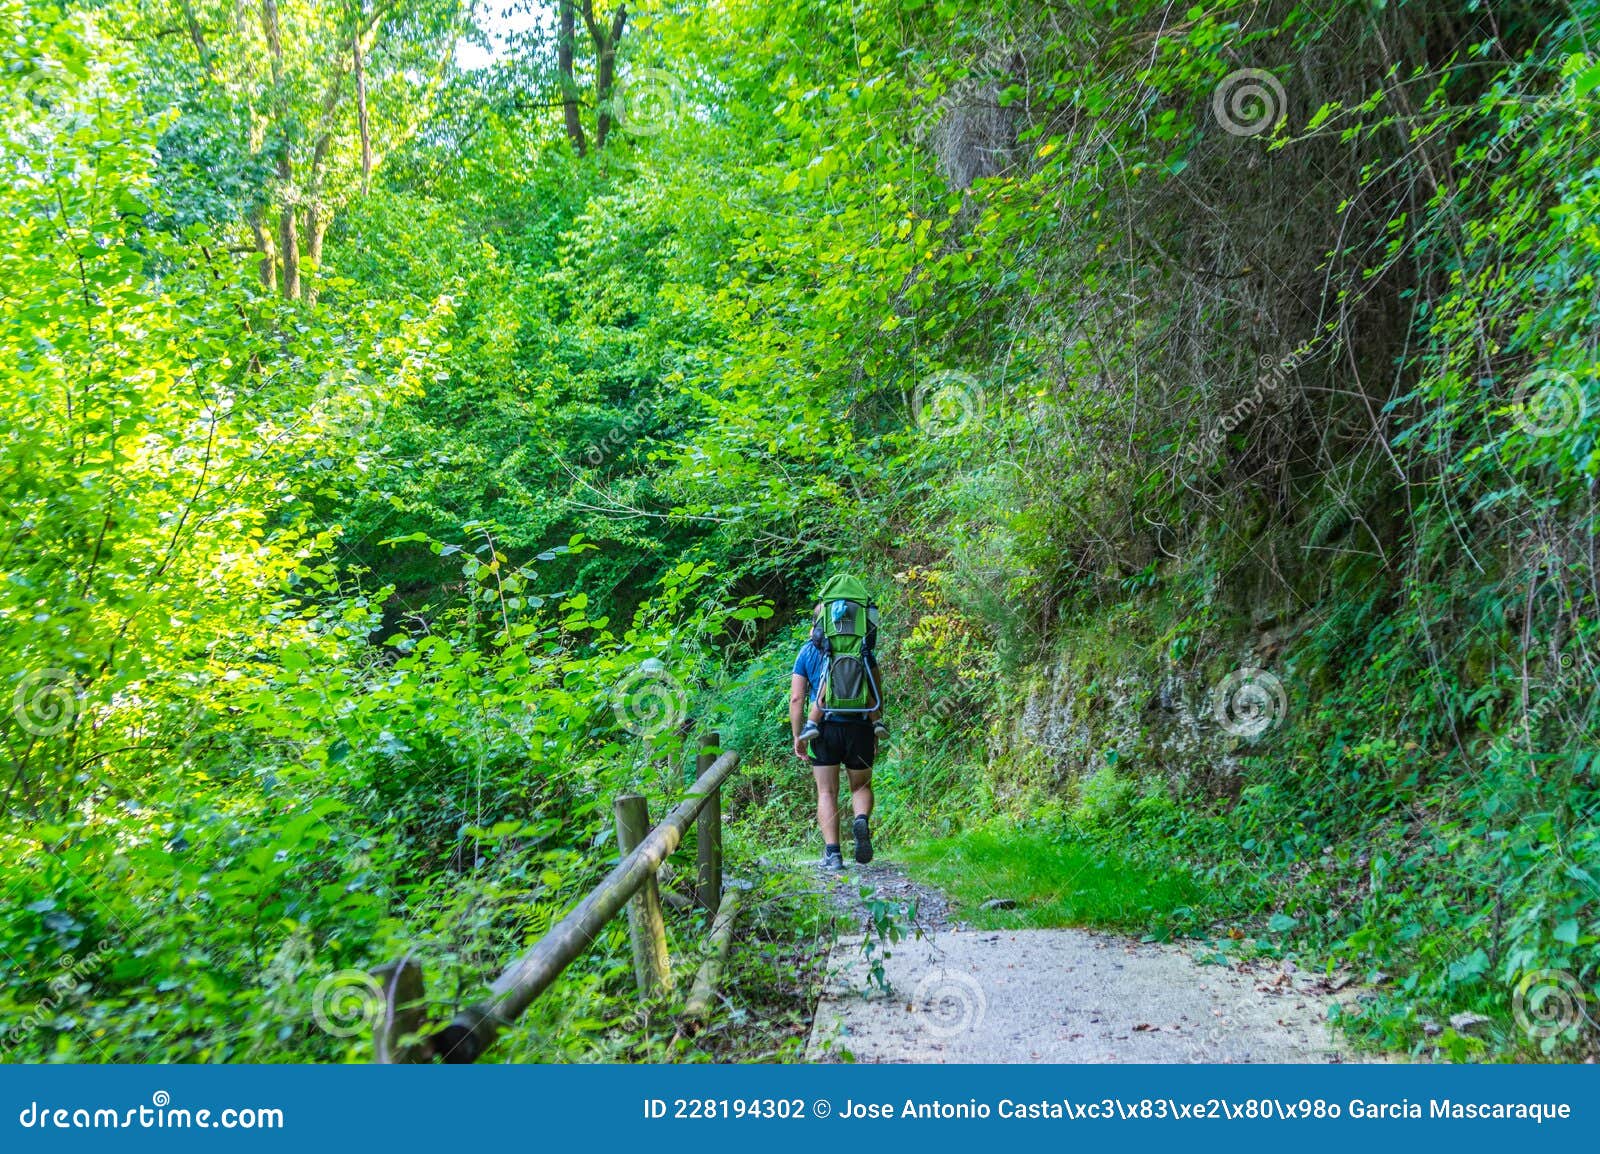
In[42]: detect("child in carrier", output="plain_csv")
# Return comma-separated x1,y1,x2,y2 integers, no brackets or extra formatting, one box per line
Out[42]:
797,596,889,745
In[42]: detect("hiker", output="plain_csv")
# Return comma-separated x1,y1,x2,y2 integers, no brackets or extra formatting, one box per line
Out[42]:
790,575,887,870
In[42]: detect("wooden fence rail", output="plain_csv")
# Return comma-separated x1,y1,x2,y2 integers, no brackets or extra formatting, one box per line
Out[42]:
371,733,740,1063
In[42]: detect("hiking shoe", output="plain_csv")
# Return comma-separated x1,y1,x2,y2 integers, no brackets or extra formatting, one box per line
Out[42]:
853,814,874,864
820,847,845,871
872,721,889,743
798,719,821,742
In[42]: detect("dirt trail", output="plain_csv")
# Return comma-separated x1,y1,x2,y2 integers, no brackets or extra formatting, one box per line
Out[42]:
806,864,1362,1064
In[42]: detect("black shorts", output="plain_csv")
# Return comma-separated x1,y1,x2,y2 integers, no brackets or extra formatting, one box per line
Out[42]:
808,719,877,770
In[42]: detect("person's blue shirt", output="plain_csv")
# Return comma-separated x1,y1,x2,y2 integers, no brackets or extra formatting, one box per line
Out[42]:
792,641,828,709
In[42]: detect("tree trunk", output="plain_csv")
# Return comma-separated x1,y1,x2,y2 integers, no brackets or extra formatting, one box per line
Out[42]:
558,1,587,156
305,206,329,306
354,32,373,192
179,0,213,75
582,4,628,151
259,0,284,70
277,154,300,302
260,1,298,298
303,104,339,304
249,208,277,293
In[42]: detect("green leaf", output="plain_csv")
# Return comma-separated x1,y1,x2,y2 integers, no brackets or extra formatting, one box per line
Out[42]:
1448,949,1490,983
1573,62,1600,99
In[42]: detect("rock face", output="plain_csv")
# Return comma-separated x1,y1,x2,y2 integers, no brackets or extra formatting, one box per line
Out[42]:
994,638,1291,807
914,44,1026,194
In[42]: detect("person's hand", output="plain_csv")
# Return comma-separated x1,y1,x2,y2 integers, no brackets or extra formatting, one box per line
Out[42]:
793,734,809,760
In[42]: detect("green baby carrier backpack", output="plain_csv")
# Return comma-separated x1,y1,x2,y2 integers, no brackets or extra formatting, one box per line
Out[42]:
809,574,881,715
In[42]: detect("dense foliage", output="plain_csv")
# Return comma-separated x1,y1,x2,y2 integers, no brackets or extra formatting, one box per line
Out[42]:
2,0,1595,1061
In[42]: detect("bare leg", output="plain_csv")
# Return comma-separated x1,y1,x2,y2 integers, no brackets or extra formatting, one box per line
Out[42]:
847,768,874,821
847,768,875,863
812,764,842,844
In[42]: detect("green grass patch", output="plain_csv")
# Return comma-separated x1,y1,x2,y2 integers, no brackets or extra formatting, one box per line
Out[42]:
901,826,1205,937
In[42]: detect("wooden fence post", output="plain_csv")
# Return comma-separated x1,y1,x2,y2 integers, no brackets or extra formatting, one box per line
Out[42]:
371,956,427,1064
614,793,673,994
684,889,742,1022
424,750,740,1062
675,716,695,786
695,731,721,915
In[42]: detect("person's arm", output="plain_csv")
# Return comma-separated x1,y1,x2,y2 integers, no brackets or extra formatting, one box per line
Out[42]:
790,673,810,759
869,657,885,721
808,673,826,723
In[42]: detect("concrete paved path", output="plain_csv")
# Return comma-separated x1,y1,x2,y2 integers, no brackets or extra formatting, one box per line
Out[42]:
807,926,1357,1063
